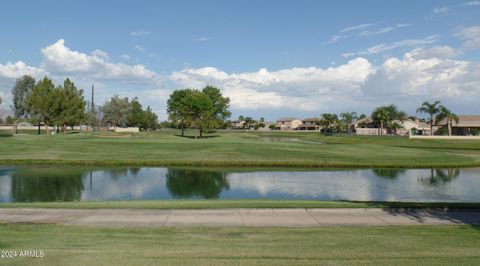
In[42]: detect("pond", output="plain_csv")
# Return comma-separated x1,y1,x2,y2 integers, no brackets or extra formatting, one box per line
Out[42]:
0,167,479,203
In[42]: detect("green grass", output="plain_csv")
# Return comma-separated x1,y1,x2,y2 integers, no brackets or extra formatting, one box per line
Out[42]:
0,224,479,265
2,200,480,210
1,130,480,168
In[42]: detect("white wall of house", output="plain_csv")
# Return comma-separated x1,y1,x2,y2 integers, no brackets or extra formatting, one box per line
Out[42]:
356,128,387,135
276,119,302,130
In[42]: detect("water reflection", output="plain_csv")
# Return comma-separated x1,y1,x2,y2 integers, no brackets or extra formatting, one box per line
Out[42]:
11,168,84,202
0,167,478,202
166,168,229,199
419,169,460,185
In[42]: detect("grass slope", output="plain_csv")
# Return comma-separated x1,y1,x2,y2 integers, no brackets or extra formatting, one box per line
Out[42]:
0,130,479,167
0,224,479,265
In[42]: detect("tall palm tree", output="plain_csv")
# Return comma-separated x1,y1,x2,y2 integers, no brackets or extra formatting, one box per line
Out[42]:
340,112,358,134
320,113,339,134
436,106,459,136
371,107,390,135
416,101,441,136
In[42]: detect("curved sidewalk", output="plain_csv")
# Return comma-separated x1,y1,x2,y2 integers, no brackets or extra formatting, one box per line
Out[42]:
1,208,479,227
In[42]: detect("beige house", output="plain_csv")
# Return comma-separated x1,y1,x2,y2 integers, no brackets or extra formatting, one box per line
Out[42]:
436,115,480,135
276,117,302,130
231,120,246,129
353,117,430,136
298,118,320,130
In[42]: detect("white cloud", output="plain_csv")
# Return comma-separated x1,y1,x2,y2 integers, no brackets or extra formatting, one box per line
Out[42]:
455,26,480,49
41,39,161,84
171,58,374,110
463,1,480,6
407,46,460,59
171,50,480,115
353,35,440,56
433,6,449,14
196,37,213,42
0,61,45,79
396,23,412,28
130,30,150,36
358,27,395,37
134,45,146,53
121,54,131,60
340,23,373,33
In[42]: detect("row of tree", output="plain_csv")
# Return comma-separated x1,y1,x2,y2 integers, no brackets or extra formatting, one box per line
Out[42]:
167,86,231,138
9,75,159,134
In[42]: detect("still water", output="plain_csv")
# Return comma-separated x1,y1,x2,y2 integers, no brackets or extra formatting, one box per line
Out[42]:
0,167,479,202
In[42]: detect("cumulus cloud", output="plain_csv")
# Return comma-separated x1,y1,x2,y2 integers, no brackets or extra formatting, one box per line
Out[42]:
455,26,480,49
171,51,480,115
41,39,161,84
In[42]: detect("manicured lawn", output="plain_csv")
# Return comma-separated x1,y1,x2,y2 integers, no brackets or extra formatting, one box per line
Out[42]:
2,200,480,209
0,130,479,168
0,224,478,265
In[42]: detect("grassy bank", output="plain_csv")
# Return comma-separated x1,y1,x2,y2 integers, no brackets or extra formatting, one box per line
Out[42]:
0,224,479,265
1,200,480,209
0,130,480,168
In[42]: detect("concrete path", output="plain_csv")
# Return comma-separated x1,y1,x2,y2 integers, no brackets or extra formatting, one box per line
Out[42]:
0,208,479,227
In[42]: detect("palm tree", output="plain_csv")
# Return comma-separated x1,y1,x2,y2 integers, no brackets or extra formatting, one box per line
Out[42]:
388,120,404,135
340,112,358,134
371,107,390,135
436,106,459,136
416,101,441,136
319,113,339,134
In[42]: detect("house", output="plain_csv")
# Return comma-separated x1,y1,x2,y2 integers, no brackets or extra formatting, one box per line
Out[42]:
297,118,319,130
258,121,275,131
231,120,246,129
276,117,302,130
436,115,480,135
353,117,430,136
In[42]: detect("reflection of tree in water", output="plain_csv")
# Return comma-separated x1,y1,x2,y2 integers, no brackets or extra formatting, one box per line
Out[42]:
372,169,406,179
419,169,460,185
11,168,85,202
166,168,229,199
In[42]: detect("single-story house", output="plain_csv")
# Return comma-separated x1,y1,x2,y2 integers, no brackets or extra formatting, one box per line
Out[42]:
437,115,480,135
231,120,246,129
353,117,431,136
297,118,319,130
276,117,302,130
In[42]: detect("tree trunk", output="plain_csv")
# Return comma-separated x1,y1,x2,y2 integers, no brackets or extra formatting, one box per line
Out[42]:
37,122,41,135
199,127,203,138
430,115,434,136
448,119,452,136
11,119,18,135
63,123,67,134
45,122,50,135
380,122,384,136
181,124,184,136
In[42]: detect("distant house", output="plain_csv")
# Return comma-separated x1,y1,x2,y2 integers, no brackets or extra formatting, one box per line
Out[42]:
276,117,302,130
231,120,246,129
298,118,319,131
258,121,275,131
353,117,430,136
436,115,480,135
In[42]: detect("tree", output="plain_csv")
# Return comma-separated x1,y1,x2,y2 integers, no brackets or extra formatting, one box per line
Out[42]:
238,115,245,121
416,101,441,136
201,86,231,130
85,106,99,131
55,79,86,134
269,124,276,130
436,106,459,136
372,104,405,135
388,120,404,135
127,98,145,128
319,113,339,134
144,106,158,131
167,86,230,138
167,89,190,136
182,90,214,138
340,112,357,134
101,95,131,130
11,75,35,134
28,77,58,135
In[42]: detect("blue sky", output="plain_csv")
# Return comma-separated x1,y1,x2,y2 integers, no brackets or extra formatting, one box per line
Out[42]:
1,0,479,120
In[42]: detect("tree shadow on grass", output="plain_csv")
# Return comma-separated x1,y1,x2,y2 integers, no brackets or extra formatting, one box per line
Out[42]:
0,133,12,138
380,208,480,229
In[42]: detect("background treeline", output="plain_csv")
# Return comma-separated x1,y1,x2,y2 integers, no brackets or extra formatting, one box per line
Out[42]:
7,75,159,134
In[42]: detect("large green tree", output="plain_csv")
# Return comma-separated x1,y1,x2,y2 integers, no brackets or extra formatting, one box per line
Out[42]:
11,75,35,134
101,95,131,129
28,77,58,134
371,104,406,135
144,106,158,131
416,101,441,136
55,79,86,134
127,98,145,128
167,86,230,138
